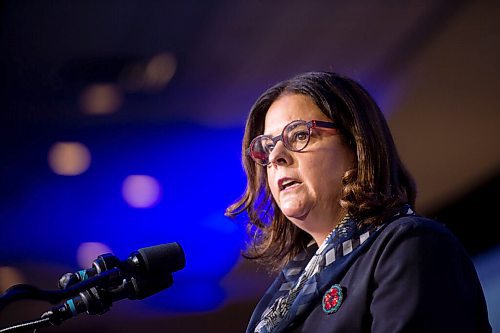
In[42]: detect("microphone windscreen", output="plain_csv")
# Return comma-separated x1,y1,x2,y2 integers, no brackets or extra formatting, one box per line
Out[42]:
137,242,185,276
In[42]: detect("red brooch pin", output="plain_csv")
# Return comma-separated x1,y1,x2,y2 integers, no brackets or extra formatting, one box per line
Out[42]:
322,284,344,314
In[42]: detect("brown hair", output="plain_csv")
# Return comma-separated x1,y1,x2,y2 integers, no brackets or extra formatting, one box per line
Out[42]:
225,71,416,270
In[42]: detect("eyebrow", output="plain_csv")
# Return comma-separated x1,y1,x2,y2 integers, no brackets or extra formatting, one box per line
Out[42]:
263,118,306,136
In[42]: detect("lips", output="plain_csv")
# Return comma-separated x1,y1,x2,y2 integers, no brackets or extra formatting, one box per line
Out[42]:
278,177,302,191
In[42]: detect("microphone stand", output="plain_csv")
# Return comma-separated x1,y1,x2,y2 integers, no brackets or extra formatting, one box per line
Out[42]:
0,268,121,311
0,243,184,332
0,269,121,333
0,317,51,333
0,269,173,332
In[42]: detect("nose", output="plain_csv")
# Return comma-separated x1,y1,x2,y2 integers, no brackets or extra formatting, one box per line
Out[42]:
268,141,292,167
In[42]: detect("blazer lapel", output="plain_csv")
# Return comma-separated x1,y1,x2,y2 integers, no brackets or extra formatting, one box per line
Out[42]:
274,224,386,332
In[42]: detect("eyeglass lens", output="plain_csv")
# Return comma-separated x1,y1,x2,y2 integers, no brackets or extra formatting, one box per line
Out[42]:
250,121,311,165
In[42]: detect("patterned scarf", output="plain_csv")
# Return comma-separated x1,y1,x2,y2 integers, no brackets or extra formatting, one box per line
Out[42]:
252,206,414,333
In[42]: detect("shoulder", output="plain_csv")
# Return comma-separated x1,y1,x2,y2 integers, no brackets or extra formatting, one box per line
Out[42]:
372,214,472,267
380,214,459,244
362,215,491,333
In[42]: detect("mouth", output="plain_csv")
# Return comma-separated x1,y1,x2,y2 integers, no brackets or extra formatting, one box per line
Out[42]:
278,178,302,191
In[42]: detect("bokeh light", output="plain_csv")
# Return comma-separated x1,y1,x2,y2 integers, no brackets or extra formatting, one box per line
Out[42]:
0,266,25,293
122,175,162,208
119,52,176,92
77,242,114,269
48,142,91,176
144,53,177,90
79,83,123,115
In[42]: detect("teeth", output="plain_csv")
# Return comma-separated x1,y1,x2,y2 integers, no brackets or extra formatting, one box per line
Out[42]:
281,179,298,190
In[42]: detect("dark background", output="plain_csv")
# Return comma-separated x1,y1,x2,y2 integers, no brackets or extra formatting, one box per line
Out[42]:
1,1,499,332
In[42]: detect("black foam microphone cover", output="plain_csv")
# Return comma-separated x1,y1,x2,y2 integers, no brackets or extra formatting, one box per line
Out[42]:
136,242,185,276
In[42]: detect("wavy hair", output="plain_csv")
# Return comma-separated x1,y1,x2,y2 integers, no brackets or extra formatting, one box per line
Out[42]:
225,71,416,270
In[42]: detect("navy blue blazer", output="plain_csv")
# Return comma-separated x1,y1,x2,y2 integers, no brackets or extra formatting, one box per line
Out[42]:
247,216,491,332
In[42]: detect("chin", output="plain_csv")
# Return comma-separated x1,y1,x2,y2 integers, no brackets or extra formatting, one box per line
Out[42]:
280,200,309,215
283,210,310,226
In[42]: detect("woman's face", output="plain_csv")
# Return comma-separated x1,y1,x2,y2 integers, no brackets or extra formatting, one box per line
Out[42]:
264,93,354,244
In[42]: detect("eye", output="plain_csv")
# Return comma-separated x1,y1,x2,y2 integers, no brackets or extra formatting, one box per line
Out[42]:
292,130,308,142
264,142,275,152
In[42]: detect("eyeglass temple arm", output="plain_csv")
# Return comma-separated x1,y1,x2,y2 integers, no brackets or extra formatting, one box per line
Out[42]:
310,120,337,129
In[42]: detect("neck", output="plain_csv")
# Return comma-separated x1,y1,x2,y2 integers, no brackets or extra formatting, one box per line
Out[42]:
309,211,348,246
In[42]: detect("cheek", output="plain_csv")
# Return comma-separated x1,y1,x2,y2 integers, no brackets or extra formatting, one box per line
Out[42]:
307,153,349,194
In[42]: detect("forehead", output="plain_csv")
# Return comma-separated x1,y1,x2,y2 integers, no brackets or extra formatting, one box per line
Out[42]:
263,94,329,135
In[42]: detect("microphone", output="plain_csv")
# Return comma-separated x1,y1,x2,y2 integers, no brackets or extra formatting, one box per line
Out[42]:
46,242,185,325
59,242,185,289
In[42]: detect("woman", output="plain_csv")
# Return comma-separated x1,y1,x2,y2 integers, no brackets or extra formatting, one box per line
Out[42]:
226,72,491,332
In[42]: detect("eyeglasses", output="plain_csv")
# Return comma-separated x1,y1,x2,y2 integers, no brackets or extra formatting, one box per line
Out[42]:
247,119,337,166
